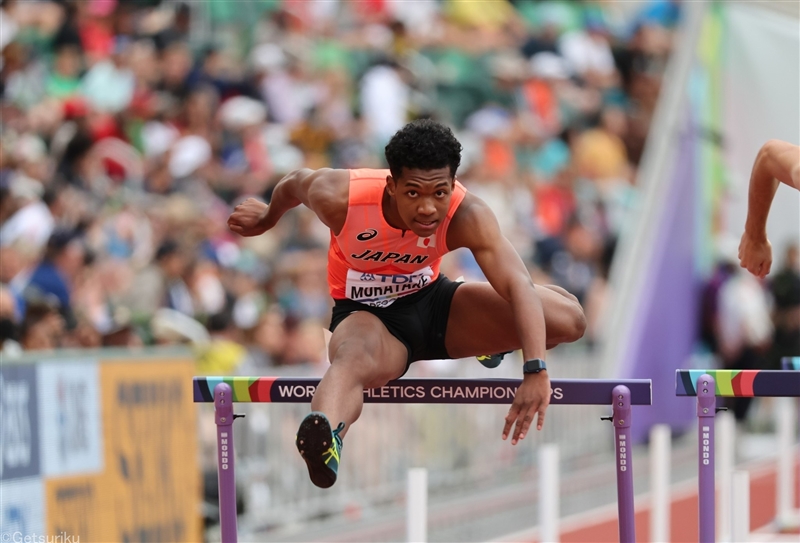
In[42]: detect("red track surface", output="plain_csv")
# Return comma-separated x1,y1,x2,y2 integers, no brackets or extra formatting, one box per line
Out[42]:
524,456,799,542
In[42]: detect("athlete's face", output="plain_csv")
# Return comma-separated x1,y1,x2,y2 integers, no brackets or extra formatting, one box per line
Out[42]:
387,167,454,237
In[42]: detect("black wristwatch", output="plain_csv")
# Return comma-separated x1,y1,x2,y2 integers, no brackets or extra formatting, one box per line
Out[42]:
522,358,547,374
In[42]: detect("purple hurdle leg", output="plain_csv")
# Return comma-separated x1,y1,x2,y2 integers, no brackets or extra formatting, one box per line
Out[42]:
214,382,238,543
697,374,716,543
613,385,636,543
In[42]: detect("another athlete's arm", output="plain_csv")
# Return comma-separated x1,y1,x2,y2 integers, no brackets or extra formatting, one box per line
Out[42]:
739,140,800,278
448,196,549,441
228,168,349,236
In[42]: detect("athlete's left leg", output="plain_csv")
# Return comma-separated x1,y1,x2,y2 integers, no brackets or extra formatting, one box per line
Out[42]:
444,283,586,358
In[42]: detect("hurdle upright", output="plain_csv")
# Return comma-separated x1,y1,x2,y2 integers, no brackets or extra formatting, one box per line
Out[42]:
195,376,652,543
780,356,800,532
676,369,800,543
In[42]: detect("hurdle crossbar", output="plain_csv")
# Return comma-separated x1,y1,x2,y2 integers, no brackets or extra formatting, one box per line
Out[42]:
675,370,800,397
676,370,800,543
193,377,653,405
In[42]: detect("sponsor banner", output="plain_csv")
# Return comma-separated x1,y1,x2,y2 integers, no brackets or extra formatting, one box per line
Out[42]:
1,365,41,481
0,477,44,540
45,474,109,542
38,361,103,477
97,359,201,543
194,377,653,405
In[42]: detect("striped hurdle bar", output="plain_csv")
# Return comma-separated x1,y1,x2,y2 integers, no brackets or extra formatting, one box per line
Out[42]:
676,370,800,543
195,377,652,543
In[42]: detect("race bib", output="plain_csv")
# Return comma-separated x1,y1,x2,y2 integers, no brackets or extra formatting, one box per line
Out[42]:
345,267,435,307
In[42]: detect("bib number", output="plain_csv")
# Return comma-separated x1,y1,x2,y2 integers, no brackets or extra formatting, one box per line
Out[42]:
345,267,434,307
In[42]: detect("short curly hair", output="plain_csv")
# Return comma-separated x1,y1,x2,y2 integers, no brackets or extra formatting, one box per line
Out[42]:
384,120,462,180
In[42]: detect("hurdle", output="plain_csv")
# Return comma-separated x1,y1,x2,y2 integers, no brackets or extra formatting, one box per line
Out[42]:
194,376,652,543
676,369,800,542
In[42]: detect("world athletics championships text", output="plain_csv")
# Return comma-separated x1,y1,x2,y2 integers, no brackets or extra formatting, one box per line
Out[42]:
276,384,565,401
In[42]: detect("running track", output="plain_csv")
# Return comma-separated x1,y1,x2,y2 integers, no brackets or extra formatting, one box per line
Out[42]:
538,456,799,542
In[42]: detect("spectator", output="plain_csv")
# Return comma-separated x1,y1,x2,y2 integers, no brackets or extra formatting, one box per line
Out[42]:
19,290,66,351
522,52,570,138
82,37,136,113
572,106,630,183
558,14,618,88
700,251,737,358
24,227,85,327
0,284,22,357
360,58,410,148
715,246,774,421
0,173,54,252
123,238,193,317
769,243,800,369
46,43,83,99
158,40,193,99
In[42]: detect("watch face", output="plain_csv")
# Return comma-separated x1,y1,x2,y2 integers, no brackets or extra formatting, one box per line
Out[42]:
524,359,546,373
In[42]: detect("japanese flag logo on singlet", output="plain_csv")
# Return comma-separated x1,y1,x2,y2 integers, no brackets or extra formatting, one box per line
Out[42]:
417,235,436,248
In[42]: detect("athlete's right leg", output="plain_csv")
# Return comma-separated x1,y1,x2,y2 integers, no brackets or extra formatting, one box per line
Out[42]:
312,311,408,437
447,281,586,359
296,311,407,488
539,284,580,306
477,285,586,369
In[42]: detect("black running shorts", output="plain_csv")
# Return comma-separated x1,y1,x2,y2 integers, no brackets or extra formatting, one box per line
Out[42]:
329,275,463,369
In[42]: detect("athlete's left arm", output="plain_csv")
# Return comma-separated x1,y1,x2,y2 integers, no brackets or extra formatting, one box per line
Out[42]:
447,196,550,440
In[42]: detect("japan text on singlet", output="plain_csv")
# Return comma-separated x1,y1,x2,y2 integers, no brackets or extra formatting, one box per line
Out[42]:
327,169,467,307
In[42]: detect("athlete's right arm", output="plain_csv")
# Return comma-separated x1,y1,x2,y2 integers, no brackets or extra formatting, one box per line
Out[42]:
227,168,349,236
739,140,800,277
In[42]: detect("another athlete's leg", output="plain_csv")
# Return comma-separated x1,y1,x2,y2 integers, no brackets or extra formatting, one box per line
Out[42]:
312,311,407,437
297,311,407,488
446,282,586,359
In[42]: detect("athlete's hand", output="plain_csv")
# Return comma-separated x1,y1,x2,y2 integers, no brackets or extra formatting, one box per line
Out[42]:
503,372,550,445
228,198,271,237
738,231,772,278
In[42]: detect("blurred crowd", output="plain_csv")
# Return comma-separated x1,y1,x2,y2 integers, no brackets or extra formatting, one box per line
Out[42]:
0,0,683,371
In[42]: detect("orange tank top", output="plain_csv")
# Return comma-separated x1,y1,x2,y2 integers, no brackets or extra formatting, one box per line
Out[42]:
327,168,467,305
